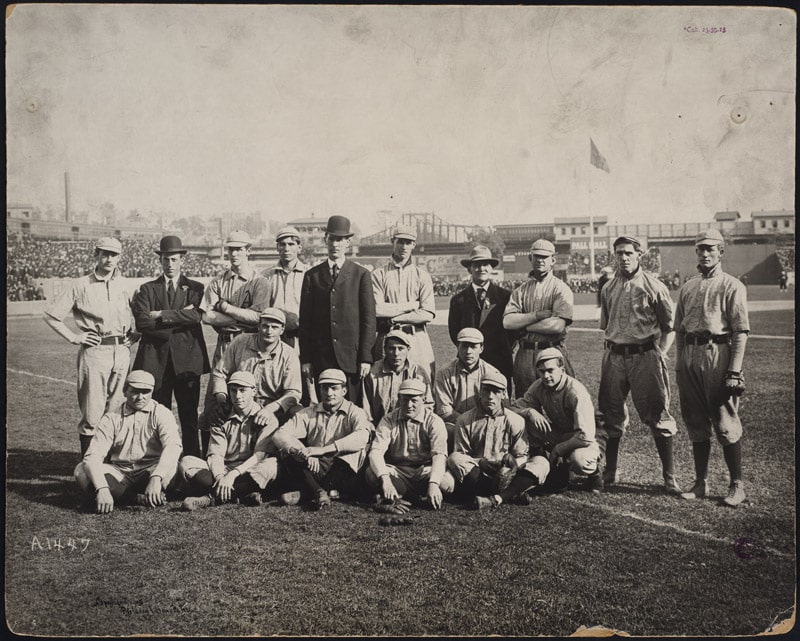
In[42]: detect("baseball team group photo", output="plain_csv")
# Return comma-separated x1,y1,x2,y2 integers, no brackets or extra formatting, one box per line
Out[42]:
5,4,795,638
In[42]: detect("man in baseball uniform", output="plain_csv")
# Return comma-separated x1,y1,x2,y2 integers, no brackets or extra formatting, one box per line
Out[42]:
73,370,182,513
598,235,681,495
180,371,280,510
44,237,139,455
433,328,505,444
512,347,603,493
371,224,436,378
263,226,308,350
367,378,455,510
448,371,536,509
363,329,434,426
202,308,302,439
675,229,750,507
503,238,575,397
272,368,372,510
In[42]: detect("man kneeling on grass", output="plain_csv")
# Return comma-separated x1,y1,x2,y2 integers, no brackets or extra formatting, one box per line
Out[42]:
367,378,455,510
272,369,372,510
74,370,182,514
179,371,280,510
448,371,541,510
511,348,603,494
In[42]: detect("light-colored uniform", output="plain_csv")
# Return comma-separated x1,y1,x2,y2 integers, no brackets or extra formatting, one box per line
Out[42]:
45,270,136,436
599,268,676,438
504,273,575,395
263,260,308,349
371,258,436,377
448,405,532,482
75,399,182,488
272,400,372,474
513,374,601,475
674,264,749,444
366,407,455,495
200,266,271,366
433,358,504,432
362,359,434,425
180,400,279,489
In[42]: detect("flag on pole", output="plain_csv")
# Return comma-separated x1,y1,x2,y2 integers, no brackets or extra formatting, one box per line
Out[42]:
590,138,610,173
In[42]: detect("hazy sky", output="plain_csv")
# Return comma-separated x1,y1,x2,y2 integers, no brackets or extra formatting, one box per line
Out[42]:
6,5,795,235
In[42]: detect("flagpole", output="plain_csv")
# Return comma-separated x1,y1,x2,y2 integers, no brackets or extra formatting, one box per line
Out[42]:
588,156,595,280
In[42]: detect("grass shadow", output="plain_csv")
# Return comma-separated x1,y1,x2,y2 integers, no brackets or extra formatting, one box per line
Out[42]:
6,448,82,509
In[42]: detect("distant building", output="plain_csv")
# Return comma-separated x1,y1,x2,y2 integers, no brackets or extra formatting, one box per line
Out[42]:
7,203,40,220
714,210,741,231
751,209,795,235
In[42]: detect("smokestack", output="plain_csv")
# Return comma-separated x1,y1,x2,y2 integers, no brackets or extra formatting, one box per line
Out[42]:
64,172,71,222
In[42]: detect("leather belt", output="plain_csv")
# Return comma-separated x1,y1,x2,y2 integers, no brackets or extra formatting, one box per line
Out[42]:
605,340,656,356
98,336,125,346
521,340,560,350
389,323,426,335
685,333,730,345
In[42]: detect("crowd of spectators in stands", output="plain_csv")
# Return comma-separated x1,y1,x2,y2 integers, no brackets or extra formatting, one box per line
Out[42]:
6,234,218,301
776,246,795,272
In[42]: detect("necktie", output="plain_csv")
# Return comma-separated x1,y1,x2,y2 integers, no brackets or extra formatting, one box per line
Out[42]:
476,288,486,308
331,264,339,281
167,279,175,306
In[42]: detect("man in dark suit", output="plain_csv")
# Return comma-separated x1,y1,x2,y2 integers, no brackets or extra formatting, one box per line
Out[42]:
448,245,515,393
299,215,376,404
132,235,210,457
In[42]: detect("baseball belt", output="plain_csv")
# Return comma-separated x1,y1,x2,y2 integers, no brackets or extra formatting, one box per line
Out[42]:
521,339,561,350
389,323,426,335
604,340,656,356
684,333,731,345
98,335,125,345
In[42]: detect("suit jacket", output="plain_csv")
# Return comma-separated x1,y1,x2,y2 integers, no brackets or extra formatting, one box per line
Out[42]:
132,274,210,385
448,282,514,380
299,260,377,374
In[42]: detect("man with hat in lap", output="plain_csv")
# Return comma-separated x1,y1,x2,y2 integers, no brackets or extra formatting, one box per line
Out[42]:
448,371,537,510
371,223,436,378
675,229,750,507
363,329,434,426
74,370,182,513
367,378,454,510
448,244,515,392
503,238,575,397
179,371,280,510
204,307,302,438
512,347,604,494
272,368,372,510
598,235,681,495
44,237,140,456
299,215,376,404
131,235,210,458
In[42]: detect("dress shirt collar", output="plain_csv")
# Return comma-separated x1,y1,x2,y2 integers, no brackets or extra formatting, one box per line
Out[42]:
471,283,489,294
163,274,181,289
327,257,346,271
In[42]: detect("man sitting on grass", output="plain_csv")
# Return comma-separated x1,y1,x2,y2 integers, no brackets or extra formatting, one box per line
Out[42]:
448,371,539,510
512,348,603,494
179,371,280,510
73,370,182,514
366,378,454,511
272,368,372,510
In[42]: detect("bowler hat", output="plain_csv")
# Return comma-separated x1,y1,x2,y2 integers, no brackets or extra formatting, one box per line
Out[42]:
460,245,499,268
155,235,187,255
126,370,155,391
325,215,354,238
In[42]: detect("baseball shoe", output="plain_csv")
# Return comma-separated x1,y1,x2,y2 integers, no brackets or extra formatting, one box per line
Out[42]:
134,492,167,506
680,479,708,501
328,489,341,501
602,468,618,486
585,471,604,494
240,491,264,507
472,495,502,510
180,494,214,511
722,481,746,507
280,491,302,506
513,491,536,506
311,490,331,511
663,476,683,496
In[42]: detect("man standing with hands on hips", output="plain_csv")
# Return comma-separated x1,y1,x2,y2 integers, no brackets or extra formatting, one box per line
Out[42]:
598,235,681,495
299,215,376,404
675,229,750,507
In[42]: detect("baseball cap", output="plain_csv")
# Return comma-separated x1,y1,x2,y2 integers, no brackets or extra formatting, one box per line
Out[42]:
695,229,725,246
613,235,642,251
530,239,555,256
227,371,256,388
391,224,417,241
95,237,122,254
225,230,252,248
384,329,412,347
126,370,155,391
535,347,564,367
276,226,301,242
460,245,499,268
456,328,484,344
397,378,427,396
259,307,286,325
318,369,347,385
480,370,507,391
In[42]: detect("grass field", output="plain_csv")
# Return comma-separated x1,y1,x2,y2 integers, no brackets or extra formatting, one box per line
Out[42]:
5,310,796,637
